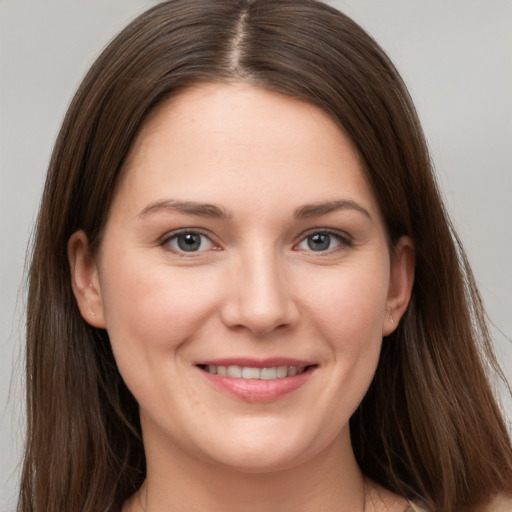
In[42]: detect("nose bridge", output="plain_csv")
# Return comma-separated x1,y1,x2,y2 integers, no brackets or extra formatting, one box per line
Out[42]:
222,242,297,336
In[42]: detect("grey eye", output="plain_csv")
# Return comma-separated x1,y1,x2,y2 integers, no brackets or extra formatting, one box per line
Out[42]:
297,231,346,252
307,233,331,251
168,232,213,252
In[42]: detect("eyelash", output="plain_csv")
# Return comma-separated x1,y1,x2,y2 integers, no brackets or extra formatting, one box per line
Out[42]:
160,229,353,255
294,229,353,253
161,229,218,255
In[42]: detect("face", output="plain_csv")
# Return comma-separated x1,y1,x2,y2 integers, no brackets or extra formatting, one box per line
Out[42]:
70,83,414,474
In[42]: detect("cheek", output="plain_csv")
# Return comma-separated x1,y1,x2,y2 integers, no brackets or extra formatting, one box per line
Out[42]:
99,252,220,356
303,263,389,348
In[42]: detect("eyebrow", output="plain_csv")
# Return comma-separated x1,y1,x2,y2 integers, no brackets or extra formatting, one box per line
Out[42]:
137,199,230,219
137,198,371,221
294,199,371,220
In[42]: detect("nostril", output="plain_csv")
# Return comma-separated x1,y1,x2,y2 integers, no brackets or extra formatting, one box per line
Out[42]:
218,264,300,336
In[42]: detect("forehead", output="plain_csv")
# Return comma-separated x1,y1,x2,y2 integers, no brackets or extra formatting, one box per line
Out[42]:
113,82,380,220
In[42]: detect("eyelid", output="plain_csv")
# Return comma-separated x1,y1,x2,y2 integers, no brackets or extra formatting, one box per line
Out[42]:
158,227,353,255
160,228,221,254
293,228,353,252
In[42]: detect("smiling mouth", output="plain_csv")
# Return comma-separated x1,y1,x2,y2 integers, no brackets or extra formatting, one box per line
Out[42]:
197,364,313,380
196,362,317,401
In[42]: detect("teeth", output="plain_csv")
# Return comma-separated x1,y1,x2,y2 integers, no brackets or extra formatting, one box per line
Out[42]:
288,366,298,376
204,365,306,379
242,367,260,379
261,367,277,380
276,366,288,378
227,366,242,378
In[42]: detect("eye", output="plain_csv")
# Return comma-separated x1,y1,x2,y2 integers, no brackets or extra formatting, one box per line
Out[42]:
164,231,215,253
296,231,350,252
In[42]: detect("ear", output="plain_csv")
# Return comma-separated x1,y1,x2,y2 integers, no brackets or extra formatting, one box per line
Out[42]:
68,230,106,328
382,236,415,336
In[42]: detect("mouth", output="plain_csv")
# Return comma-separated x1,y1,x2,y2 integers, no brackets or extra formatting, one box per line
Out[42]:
195,360,317,401
197,364,310,380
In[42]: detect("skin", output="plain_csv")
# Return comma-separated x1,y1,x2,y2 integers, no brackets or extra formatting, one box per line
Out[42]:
69,83,415,512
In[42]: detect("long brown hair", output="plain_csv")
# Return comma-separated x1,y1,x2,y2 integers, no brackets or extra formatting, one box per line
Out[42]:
20,1,511,511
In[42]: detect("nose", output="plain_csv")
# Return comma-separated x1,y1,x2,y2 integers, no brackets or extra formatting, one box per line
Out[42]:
220,247,299,337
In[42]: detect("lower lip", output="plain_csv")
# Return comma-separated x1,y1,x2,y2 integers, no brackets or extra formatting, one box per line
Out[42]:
198,367,314,402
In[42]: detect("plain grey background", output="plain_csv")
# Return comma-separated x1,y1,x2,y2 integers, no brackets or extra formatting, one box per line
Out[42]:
1,1,511,510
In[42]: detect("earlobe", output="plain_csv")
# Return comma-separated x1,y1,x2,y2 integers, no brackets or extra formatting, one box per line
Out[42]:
383,236,415,336
68,230,106,328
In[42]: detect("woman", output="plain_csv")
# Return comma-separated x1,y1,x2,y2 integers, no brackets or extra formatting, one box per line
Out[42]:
20,1,512,511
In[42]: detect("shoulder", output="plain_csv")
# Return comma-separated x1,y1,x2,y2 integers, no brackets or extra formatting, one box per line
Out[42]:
485,493,512,512
405,503,426,512
406,494,512,512
364,479,413,512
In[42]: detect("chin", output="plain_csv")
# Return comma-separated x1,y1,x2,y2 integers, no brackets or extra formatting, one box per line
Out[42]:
192,420,348,475
203,443,311,474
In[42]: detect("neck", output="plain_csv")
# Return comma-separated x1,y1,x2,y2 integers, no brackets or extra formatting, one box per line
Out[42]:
127,429,366,512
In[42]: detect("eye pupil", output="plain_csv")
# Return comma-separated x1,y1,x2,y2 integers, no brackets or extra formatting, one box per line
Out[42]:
308,233,330,251
177,233,201,251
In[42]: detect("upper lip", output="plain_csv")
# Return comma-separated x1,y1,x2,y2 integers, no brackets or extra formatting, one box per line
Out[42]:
194,357,315,368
